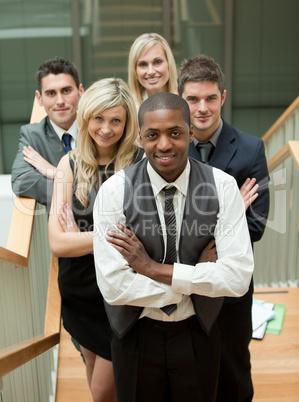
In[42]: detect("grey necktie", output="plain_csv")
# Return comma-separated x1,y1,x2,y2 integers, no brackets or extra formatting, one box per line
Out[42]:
196,141,214,163
62,133,72,153
160,187,178,316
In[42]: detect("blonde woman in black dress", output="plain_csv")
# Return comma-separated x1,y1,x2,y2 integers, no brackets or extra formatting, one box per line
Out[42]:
49,78,142,402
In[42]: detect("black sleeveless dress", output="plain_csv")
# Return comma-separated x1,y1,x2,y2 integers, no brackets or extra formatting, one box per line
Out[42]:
58,150,143,360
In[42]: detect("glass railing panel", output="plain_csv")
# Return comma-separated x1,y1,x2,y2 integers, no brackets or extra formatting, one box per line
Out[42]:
0,203,57,402
264,99,299,161
254,153,299,288
254,98,299,288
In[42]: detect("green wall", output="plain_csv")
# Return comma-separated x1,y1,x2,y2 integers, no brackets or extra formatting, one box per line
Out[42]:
0,0,298,173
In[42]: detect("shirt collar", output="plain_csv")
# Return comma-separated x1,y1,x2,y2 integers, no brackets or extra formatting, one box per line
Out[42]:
49,119,78,141
147,159,190,197
193,118,223,148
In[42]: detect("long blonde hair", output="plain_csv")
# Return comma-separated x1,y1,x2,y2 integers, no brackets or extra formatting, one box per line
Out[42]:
71,77,139,208
128,33,178,109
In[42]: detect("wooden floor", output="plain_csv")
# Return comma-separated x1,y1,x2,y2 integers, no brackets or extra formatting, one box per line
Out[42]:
55,287,299,402
250,287,299,401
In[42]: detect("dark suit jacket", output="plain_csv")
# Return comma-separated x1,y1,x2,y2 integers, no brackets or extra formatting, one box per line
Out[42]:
190,119,270,303
189,119,270,244
11,116,66,211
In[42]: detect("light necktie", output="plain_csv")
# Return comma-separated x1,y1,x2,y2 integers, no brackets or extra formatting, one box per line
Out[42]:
196,141,214,163
62,133,72,153
160,186,178,316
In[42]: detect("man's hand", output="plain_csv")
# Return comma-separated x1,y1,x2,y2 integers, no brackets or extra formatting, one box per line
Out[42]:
22,145,57,179
58,202,80,233
106,224,172,283
106,224,175,284
240,178,259,211
106,224,152,272
198,239,217,263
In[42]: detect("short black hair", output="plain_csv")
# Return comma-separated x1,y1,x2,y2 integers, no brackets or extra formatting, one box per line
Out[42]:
138,92,190,128
35,56,80,93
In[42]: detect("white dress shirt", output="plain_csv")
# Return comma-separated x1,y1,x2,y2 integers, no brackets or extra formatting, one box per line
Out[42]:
50,119,78,150
93,159,254,322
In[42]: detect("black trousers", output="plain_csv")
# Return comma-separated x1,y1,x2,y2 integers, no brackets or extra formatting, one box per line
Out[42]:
216,295,253,402
111,316,221,402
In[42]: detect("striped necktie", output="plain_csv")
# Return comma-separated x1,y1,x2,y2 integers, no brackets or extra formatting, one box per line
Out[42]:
160,186,178,316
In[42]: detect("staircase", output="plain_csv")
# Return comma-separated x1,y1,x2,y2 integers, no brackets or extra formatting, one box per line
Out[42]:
81,1,169,82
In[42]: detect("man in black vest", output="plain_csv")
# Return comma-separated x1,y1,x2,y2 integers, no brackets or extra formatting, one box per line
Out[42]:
178,54,270,401
93,92,254,402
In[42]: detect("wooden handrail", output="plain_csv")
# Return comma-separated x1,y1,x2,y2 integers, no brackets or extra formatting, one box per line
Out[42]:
2,97,46,265
0,198,35,266
0,245,27,266
5,197,36,265
267,140,299,172
44,256,61,335
30,96,47,123
262,96,299,143
0,335,59,379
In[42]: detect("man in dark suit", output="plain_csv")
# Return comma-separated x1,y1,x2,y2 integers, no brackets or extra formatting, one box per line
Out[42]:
11,56,84,212
178,54,270,402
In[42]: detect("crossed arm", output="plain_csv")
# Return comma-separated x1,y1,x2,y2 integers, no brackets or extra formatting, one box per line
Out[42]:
93,168,254,308
105,176,258,280
48,154,94,258
106,224,217,285
11,128,57,208
22,145,57,180
52,172,257,264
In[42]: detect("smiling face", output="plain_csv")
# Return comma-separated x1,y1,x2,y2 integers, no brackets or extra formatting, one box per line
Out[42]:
182,81,226,142
139,108,193,182
88,105,127,162
136,44,170,97
36,73,84,131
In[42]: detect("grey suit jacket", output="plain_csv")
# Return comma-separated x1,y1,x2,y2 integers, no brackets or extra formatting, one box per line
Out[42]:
11,116,66,211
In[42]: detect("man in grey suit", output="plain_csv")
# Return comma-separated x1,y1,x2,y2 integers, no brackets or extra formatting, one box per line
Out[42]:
178,54,270,402
11,56,84,212
11,56,84,357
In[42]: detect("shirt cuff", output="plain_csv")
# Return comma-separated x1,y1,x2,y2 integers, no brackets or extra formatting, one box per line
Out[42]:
172,262,194,295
